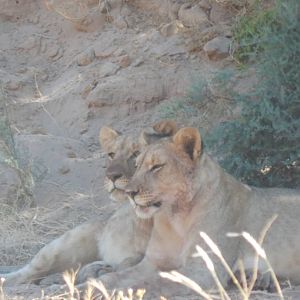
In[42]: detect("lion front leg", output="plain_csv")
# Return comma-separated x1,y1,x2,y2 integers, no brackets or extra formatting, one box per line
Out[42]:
232,252,276,292
1,220,102,286
76,254,144,284
100,258,156,289
76,261,113,284
85,259,213,299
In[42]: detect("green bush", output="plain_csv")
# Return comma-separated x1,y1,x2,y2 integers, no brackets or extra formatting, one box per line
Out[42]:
233,4,277,62
205,0,300,188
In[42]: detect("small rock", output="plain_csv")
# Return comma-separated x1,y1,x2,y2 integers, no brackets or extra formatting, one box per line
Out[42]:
40,72,49,81
67,151,77,158
100,0,111,14
178,3,208,27
20,37,36,50
132,58,144,67
224,29,233,38
99,62,120,77
29,15,39,24
77,49,95,66
51,47,64,61
114,48,126,57
31,128,48,135
94,44,116,58
17,68,28,74
113,16,128,30
59,166,70,175
160,22,179,37
80,127,89,135
40,39,47,53
116,54,130,68
6,80,22,91
47,45,60,58
203,36,231,60
72,13,106,33
199,0,212,15
81,80,98,98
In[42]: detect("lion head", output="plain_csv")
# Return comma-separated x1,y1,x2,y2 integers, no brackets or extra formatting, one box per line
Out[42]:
99,120,178,203
125,127,201,219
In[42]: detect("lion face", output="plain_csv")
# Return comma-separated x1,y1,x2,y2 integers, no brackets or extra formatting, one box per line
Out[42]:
100,127,141,202
126,128,202,219
99,120,178,203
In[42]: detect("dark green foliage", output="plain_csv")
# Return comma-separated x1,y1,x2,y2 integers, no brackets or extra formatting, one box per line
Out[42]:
233,4,277,62
205,0,300,188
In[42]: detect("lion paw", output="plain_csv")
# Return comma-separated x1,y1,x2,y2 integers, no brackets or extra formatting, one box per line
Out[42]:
76,261,113,284
231,269,275,292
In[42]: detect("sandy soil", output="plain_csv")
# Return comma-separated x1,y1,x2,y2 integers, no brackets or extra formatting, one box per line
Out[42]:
0,0,299,299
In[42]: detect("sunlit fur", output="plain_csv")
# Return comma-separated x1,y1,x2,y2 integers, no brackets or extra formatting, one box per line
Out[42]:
101,127,300,296
0,121,177,286
0,127,150,285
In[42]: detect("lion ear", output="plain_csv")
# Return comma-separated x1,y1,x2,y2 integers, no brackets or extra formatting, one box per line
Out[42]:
99,126,119,151
140,120,178,146
173,127,201,161
139,130,156,146
152,120,177,136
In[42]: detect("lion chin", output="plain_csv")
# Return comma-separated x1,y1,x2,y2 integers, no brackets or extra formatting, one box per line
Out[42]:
108,188,127,203
129,198,162,219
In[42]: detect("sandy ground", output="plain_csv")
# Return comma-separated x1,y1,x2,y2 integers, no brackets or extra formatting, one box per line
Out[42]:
0,0,299,299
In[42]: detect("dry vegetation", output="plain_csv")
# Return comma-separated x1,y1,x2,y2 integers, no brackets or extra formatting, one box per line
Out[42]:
0,0,299,299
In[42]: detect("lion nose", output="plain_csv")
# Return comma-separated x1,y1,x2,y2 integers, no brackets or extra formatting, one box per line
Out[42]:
126,187,139,199
107,172,122,182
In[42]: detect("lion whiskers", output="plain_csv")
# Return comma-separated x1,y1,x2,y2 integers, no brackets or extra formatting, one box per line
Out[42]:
135,191,156,206
114,176,129,190
103,178,114,193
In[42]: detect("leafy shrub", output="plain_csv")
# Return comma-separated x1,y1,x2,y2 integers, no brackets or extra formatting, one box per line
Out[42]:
233,3,277,62
205,0,300,188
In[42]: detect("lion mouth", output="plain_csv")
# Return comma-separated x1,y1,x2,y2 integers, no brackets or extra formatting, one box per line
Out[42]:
140,201,162,208
133,199,162,209
108,185,126,195
129,197,162,219
108,186,119,194
105,177,128,194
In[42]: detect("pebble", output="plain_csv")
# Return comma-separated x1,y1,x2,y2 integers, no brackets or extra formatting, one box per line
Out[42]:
77,49,95,66
203,36,231,60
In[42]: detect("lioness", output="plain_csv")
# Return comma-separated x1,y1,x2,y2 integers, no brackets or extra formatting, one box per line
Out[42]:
0,121,177,286
97,127,300,296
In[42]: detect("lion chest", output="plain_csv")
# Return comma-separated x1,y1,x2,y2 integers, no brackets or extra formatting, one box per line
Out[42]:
146,214,189,270
97,207,148,267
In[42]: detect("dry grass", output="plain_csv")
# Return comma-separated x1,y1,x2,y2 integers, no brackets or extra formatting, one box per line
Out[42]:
0,203,70,265
1,214,291,300
0,270,146,300
0,194,109,266
161,215,285,300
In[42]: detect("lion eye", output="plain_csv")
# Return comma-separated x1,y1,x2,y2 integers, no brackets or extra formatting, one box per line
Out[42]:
150,164,165,173
108,152,115,159
132,150,140,158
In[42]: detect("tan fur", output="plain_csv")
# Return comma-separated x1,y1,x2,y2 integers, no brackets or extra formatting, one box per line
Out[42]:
98,127,300,296
0,121,176,286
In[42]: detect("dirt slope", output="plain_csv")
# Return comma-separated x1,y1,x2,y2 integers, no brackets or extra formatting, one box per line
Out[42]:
0,0,298,299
